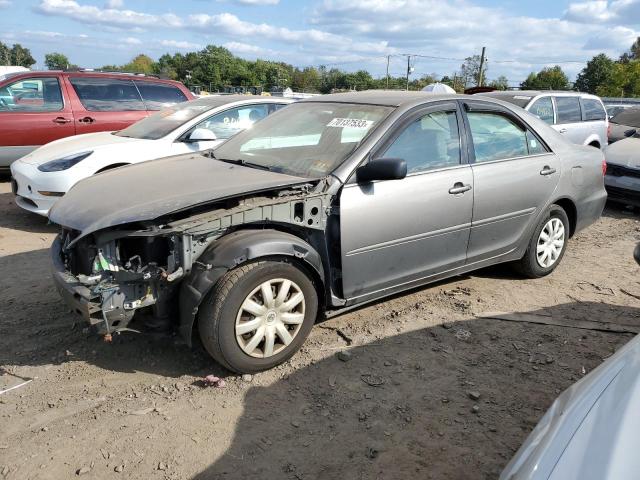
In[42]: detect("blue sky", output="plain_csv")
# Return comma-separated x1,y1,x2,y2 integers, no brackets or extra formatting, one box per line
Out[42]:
1,0,639,85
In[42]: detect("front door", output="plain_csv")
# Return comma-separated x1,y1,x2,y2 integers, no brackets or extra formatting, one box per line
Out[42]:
462,102,561,263
339,104,474,300
0,76,75,165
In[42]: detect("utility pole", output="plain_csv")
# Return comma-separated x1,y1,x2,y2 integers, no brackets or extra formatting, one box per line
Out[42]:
477,46,486,87
386,55,390,89
405,55,412,91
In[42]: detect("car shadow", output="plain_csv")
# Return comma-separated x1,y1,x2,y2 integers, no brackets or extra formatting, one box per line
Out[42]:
188,303,638,480
0,192,58,234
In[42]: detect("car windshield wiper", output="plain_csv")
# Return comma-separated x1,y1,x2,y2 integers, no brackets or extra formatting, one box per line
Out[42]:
215,157,273,171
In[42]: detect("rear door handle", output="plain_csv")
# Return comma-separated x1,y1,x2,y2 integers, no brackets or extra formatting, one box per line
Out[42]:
558,128,568,133
449,182,472,195
540,166,557,176
52,117,72,124
78,116,95,124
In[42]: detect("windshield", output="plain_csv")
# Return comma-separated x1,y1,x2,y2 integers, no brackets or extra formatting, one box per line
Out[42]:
212,102,393,178
115,102,214,140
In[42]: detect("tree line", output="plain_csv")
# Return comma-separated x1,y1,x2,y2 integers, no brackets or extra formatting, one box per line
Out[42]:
1,38,639,97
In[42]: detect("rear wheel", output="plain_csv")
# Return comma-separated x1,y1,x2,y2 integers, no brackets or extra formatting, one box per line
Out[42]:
198,260,318,373
516,205,569,278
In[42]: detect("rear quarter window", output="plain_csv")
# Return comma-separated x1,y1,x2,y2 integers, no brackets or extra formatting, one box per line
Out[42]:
69,77,146,112
134,81,188,111
581,98,606,121
555,97,582,124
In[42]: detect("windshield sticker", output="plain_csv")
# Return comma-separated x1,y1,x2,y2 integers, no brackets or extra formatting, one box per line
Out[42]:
513,95,532,101
327,118,374,129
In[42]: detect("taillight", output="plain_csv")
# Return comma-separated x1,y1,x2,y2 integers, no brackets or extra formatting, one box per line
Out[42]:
602,158,607,176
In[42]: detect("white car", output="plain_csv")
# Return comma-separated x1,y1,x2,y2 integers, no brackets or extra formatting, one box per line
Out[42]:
501,329,640,479
10,95,292,216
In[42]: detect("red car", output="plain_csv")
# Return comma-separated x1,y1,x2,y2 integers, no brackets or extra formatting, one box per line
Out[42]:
0,71,194,172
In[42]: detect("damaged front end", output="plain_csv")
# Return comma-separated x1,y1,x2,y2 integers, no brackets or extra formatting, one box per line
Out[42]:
51,226,185,337
51,183,330,340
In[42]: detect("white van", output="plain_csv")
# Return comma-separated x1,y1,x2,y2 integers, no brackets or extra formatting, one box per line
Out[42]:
481,90,608,149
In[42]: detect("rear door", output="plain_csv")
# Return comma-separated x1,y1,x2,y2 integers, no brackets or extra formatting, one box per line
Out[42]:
580,97,608,146
65,75,148,135
339,102,474,299
133,80,189,112
463,101,561,263
0,75,75,166
553,96,584,144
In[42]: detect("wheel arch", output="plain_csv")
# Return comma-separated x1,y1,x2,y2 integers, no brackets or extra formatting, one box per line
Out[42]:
95,163,130,174
552,197,578,237
178,228,326,346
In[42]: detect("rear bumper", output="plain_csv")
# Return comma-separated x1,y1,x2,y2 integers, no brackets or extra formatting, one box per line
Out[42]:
605,173,640,207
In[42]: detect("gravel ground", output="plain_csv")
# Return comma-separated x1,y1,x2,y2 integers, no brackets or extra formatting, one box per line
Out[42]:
1,179,640,479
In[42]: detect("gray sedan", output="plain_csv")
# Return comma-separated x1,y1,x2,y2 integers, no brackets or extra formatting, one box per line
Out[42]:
49,91,607,373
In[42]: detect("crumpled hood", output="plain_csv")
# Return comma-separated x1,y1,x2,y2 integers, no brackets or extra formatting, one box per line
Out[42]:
48,153,308,238
604,137,640,169
19,131,145,166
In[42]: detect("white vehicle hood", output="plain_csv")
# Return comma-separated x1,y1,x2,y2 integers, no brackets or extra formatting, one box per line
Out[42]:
501,333,640,480
19,132,150,166
604,137,640,169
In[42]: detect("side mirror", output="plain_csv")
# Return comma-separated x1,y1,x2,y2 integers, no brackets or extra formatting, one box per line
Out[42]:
187,128,217,143
357,157,407,183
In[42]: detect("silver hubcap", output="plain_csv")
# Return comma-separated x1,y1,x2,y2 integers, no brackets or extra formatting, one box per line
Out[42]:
536,218,565,268
235,278,305,358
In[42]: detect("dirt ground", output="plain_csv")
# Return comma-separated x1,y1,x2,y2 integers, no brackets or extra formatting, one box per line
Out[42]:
2,179,640,480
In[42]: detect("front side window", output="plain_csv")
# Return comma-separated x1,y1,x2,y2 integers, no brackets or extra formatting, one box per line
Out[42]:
194,104,271,140
134,81,188,111
0,77,63,112
468,112,545,162
213,102,392,178
582,98,606,121
555,97,582,124
383,110,460,174
529,97,554,125
69,77,145,112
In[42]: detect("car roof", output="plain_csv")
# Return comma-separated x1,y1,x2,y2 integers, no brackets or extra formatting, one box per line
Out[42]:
299,90,459,107
184,95,294,109
0,70,185,86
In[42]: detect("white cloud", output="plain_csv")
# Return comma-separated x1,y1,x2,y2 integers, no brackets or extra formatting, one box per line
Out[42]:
105,0,123,8
0,0,11,8
123,36,141,45
230,0,279,4
159,39,202,50
565,0,640,24
223,41,274,55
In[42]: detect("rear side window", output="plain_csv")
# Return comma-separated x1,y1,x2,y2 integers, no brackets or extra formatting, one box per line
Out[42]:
582,98,606,121
69,77,145,112
555,97,582,124
0,77,63,112
134,81,187,111
528,97,554,125
383,110,461,174
194,104,271,140
467,112,546,162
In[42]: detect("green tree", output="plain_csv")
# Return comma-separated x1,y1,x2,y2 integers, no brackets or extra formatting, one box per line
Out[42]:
44,52,71,70
520,66,570,90
574,54,614,94
596,61,640,97
459,55,487,88
9,44,35,67
0,41,10,65
121,54,155,74
620,36,640,63
489,75,509,90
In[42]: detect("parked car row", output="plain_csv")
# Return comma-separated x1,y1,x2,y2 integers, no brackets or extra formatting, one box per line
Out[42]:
0,70,194,171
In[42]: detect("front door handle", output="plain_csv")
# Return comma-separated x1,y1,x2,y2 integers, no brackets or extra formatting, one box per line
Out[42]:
540,166,557,176
78,116,95,124
558,128,568,133
52,117,72,124
449,182,472,195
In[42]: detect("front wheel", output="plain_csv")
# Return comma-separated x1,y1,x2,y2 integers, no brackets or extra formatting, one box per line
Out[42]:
198,260,318,373
516,205,569,278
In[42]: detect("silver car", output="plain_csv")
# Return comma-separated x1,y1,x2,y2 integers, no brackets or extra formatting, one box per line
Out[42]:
48,91,607,373
604,136,640,206
482,91,609,149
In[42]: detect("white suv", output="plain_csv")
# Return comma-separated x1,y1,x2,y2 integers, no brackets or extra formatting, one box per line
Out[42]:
482,91,608,149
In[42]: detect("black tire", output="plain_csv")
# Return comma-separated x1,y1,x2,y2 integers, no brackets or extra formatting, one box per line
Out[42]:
516,204,570,278
197,260,318,373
